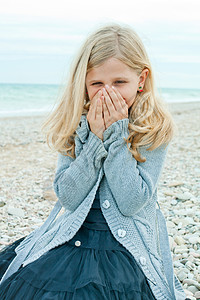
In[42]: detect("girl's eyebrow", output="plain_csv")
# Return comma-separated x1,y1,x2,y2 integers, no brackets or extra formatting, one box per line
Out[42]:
89,77,129,84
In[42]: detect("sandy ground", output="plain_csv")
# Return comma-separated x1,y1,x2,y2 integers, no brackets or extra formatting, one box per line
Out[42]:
0,101,200,299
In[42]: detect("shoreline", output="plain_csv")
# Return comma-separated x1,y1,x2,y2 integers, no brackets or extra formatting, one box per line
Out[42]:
0,100,200,121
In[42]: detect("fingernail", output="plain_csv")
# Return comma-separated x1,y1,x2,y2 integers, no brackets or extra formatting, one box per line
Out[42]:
112,85,115,89
105,84,109,89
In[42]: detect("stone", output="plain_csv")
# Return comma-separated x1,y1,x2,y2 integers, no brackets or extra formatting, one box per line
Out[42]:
187,285,199,294
185,261,195,271
184,289,194,298
7,206,25,218
187,255,195,263
189,236,200,244
164,191,176,197
187,273,194,280
168,236,175,250
174,261,183,268
183,279,200,289
194,291,200,299
0,201,6,207
173,254,182,261
182,253,188,258
0,240,10,246
174,236,185,246
174,245,188,254
42,190,57,201
168,181,184,187
175,192,193,201
177,270,187,281
171,199,178,205
166,220,175,228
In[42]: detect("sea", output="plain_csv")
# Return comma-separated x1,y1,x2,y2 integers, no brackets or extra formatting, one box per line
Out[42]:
0,83,200,118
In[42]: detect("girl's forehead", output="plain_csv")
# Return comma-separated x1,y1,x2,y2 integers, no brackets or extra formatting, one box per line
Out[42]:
90,57,127,70
86,58,137,80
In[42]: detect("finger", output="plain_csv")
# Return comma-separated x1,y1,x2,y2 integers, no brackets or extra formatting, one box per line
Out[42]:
112,87,128,111
106,85,126,115
102,88,116,114
104,85,120,109
112,86,128,110
89,93,99,120
90,90,102,107
95,96,103,119
102,96,109,120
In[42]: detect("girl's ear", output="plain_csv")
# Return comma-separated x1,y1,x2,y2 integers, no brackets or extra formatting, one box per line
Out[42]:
140,68,149,82
138,68,149,87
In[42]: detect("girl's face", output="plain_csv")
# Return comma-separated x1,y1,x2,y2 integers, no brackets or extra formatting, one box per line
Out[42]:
85,57,149,109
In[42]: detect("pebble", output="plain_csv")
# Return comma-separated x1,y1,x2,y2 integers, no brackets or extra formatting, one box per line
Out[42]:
177,270,187,281
185,261,196,271
167,220,175,228
173,217,190,226
174,236,185,246
174,245,188,254
7,206,25,218
171,199,178,205
187,273,194,280
184,290,195,300
183,279,200,290
168,181,184,187
187,285,199,294
164,190,175,197
175,192,194,201
43,190,57,201
0,103,200,298
195,291,200,299
0,201,6,207
188,236,200,244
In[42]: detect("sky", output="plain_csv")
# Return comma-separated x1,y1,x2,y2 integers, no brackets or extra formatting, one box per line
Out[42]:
0,0,200,89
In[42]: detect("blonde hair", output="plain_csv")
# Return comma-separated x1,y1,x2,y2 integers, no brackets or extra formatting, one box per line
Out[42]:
41,23,176,162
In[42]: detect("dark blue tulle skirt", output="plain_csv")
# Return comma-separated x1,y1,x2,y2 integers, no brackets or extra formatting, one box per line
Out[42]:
0,192,156,300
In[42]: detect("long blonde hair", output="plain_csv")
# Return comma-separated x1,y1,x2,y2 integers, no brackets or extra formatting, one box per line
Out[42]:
41,23,176,162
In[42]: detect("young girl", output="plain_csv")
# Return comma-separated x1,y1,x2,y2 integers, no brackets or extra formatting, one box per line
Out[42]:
0,23,186,300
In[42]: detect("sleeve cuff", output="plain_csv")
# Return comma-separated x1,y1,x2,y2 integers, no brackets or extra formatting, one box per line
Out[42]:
103,118,130,149
83,130,108,168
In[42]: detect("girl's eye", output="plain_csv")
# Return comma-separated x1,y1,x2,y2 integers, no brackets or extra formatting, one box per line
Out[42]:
92,81,126,86
91,82,102,85
115,81,126,84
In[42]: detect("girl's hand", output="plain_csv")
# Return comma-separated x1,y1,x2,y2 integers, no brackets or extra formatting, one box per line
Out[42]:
87,90,105,140
102,85,128,130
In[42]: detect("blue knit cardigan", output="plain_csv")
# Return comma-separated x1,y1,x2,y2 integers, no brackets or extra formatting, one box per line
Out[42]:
0,115,186,300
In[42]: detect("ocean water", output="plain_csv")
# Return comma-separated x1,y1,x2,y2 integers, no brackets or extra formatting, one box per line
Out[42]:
0,83,200,118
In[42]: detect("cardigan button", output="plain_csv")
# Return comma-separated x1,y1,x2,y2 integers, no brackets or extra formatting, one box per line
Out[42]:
102,200,110,209
117,229,126,237
139,256,147,266
75,240,81,247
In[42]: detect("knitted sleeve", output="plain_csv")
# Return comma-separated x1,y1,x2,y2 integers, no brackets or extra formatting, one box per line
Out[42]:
102,118,169,216
53,126,108,212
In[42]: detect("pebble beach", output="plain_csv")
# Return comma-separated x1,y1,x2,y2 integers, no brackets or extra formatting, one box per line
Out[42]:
0,101,200,299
